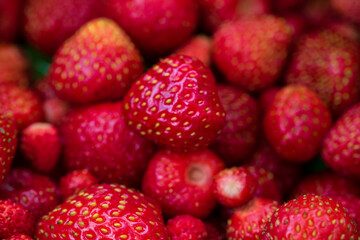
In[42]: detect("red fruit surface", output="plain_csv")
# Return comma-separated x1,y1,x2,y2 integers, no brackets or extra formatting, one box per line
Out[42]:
104,0,198,55
60,102,155,187
0,0,21,41
4,234,32,240
43,98,69,125
213,16,293,91
175,35,212,66
0,115,17,184
123,55,225,152
142,149,225,218
167,215,208,240
59,169,98,199
263,194,359,239
329,194,360,226
24,0,102,55
286,29,360,115
264,85,332,163
49,18,144,104
211,84,260,165
331,0,360,26
227,198,279,240
35,184,169,240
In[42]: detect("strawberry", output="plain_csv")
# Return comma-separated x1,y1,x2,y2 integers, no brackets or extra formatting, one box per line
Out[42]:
326,20,360,41
213,15,293,91
167,215,208,240
104,0,198,55
0,200,35,239
262,194,359,239
329,194,360,227
227,198,279,240
264,85,332,163
59,169,98,199
0,115,17,184
21,122,61,173
35,184,169,239
259,87,280,114
0,0,21,41
211,84,260,165
213,167,257,208
285,29,360,115
43,98,69,125
49,18,144,104
60,102,155,187
24,0,102,55
331,0,360,26
0,85,44,130
123,55,226,152
175,35,212,66
4,234,32,240
142,149,225,218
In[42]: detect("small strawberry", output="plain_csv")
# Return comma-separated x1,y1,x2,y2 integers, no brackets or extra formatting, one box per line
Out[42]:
60,102,155,187
142,149,225,218
59,169,98,199
262,194,359,239
43,98,69,125
264,85,332,163
4,234,32,240
175,35,212,66
123,55,225,152
213,15,293,91
0,0,21,41
227,198,279,240
0,115,17,184
167,215,208,240
331,0,360,26
35,184,169,239
49,18,144,104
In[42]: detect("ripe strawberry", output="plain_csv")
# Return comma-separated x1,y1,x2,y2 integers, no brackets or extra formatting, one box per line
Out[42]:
104,0,198,55
43,98,69,125
213,16,293,91
142,149,225,218
0,115,17,184
264,85,332,163
213,167,257,208
167,215,208,240
227,198,279,240
0,85,44,130
59,169,98,199
262,194,359,239
331,0,360,26
49,18,144,104
0,200,35,239
211,84,260,165
0,0,21,41
123,55,225,152
286,29,360,115
60,102,155,187
24,0,102,55
4,234,32,240
35,184,169,239
175,35,212,66
21,123,61,173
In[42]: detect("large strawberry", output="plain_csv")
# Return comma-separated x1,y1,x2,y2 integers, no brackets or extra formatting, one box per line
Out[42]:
35,184,169,239
123,55,225,152
264,85,332,163
59,169,98,199
167,215,208,240
49,18,144,104
0,0,21,41
0,115,17,184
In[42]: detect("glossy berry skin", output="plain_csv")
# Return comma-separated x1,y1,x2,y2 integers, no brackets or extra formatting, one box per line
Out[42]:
286,29,360,115
59,169,98,199
60,102,155,187
211,84,260,165
213,16,293,91
263,194,359,240
104,0,198,55
35,184,169,240
0,115,17,184
49,18,144,104
4,234,33,240
264,85,332,163
123,55,225,152
24,0,102,55
175,35,212,66
142,149,225,218
331,0,360,26
167,215,208,240
329,194,360,227
227,198,279,240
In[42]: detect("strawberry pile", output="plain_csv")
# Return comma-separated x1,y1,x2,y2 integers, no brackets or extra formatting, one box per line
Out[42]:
1,0,360,239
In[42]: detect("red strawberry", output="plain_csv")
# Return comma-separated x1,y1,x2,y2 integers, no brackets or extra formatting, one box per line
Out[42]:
21,122,61,173
211,84,260,165
329,194,360,227
213,16,293,91
259,87,280,113
331,0,360,26
104,0,198,55
35,184,169,239
43,98,69,125
175,35,212,66
264,85,332,163
167,215,208,240
0,115,17,184
286,29,360,115
227,198,279,240
60,102,155,187
123,55,225,152
213,167,257,208
262,194,359,239
142,149,225,218
0,200,35,239
49,18,144,104
59,169,98,199
24,0,102,55
0,0,21,41
0,85,44,130
4,234,32,240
